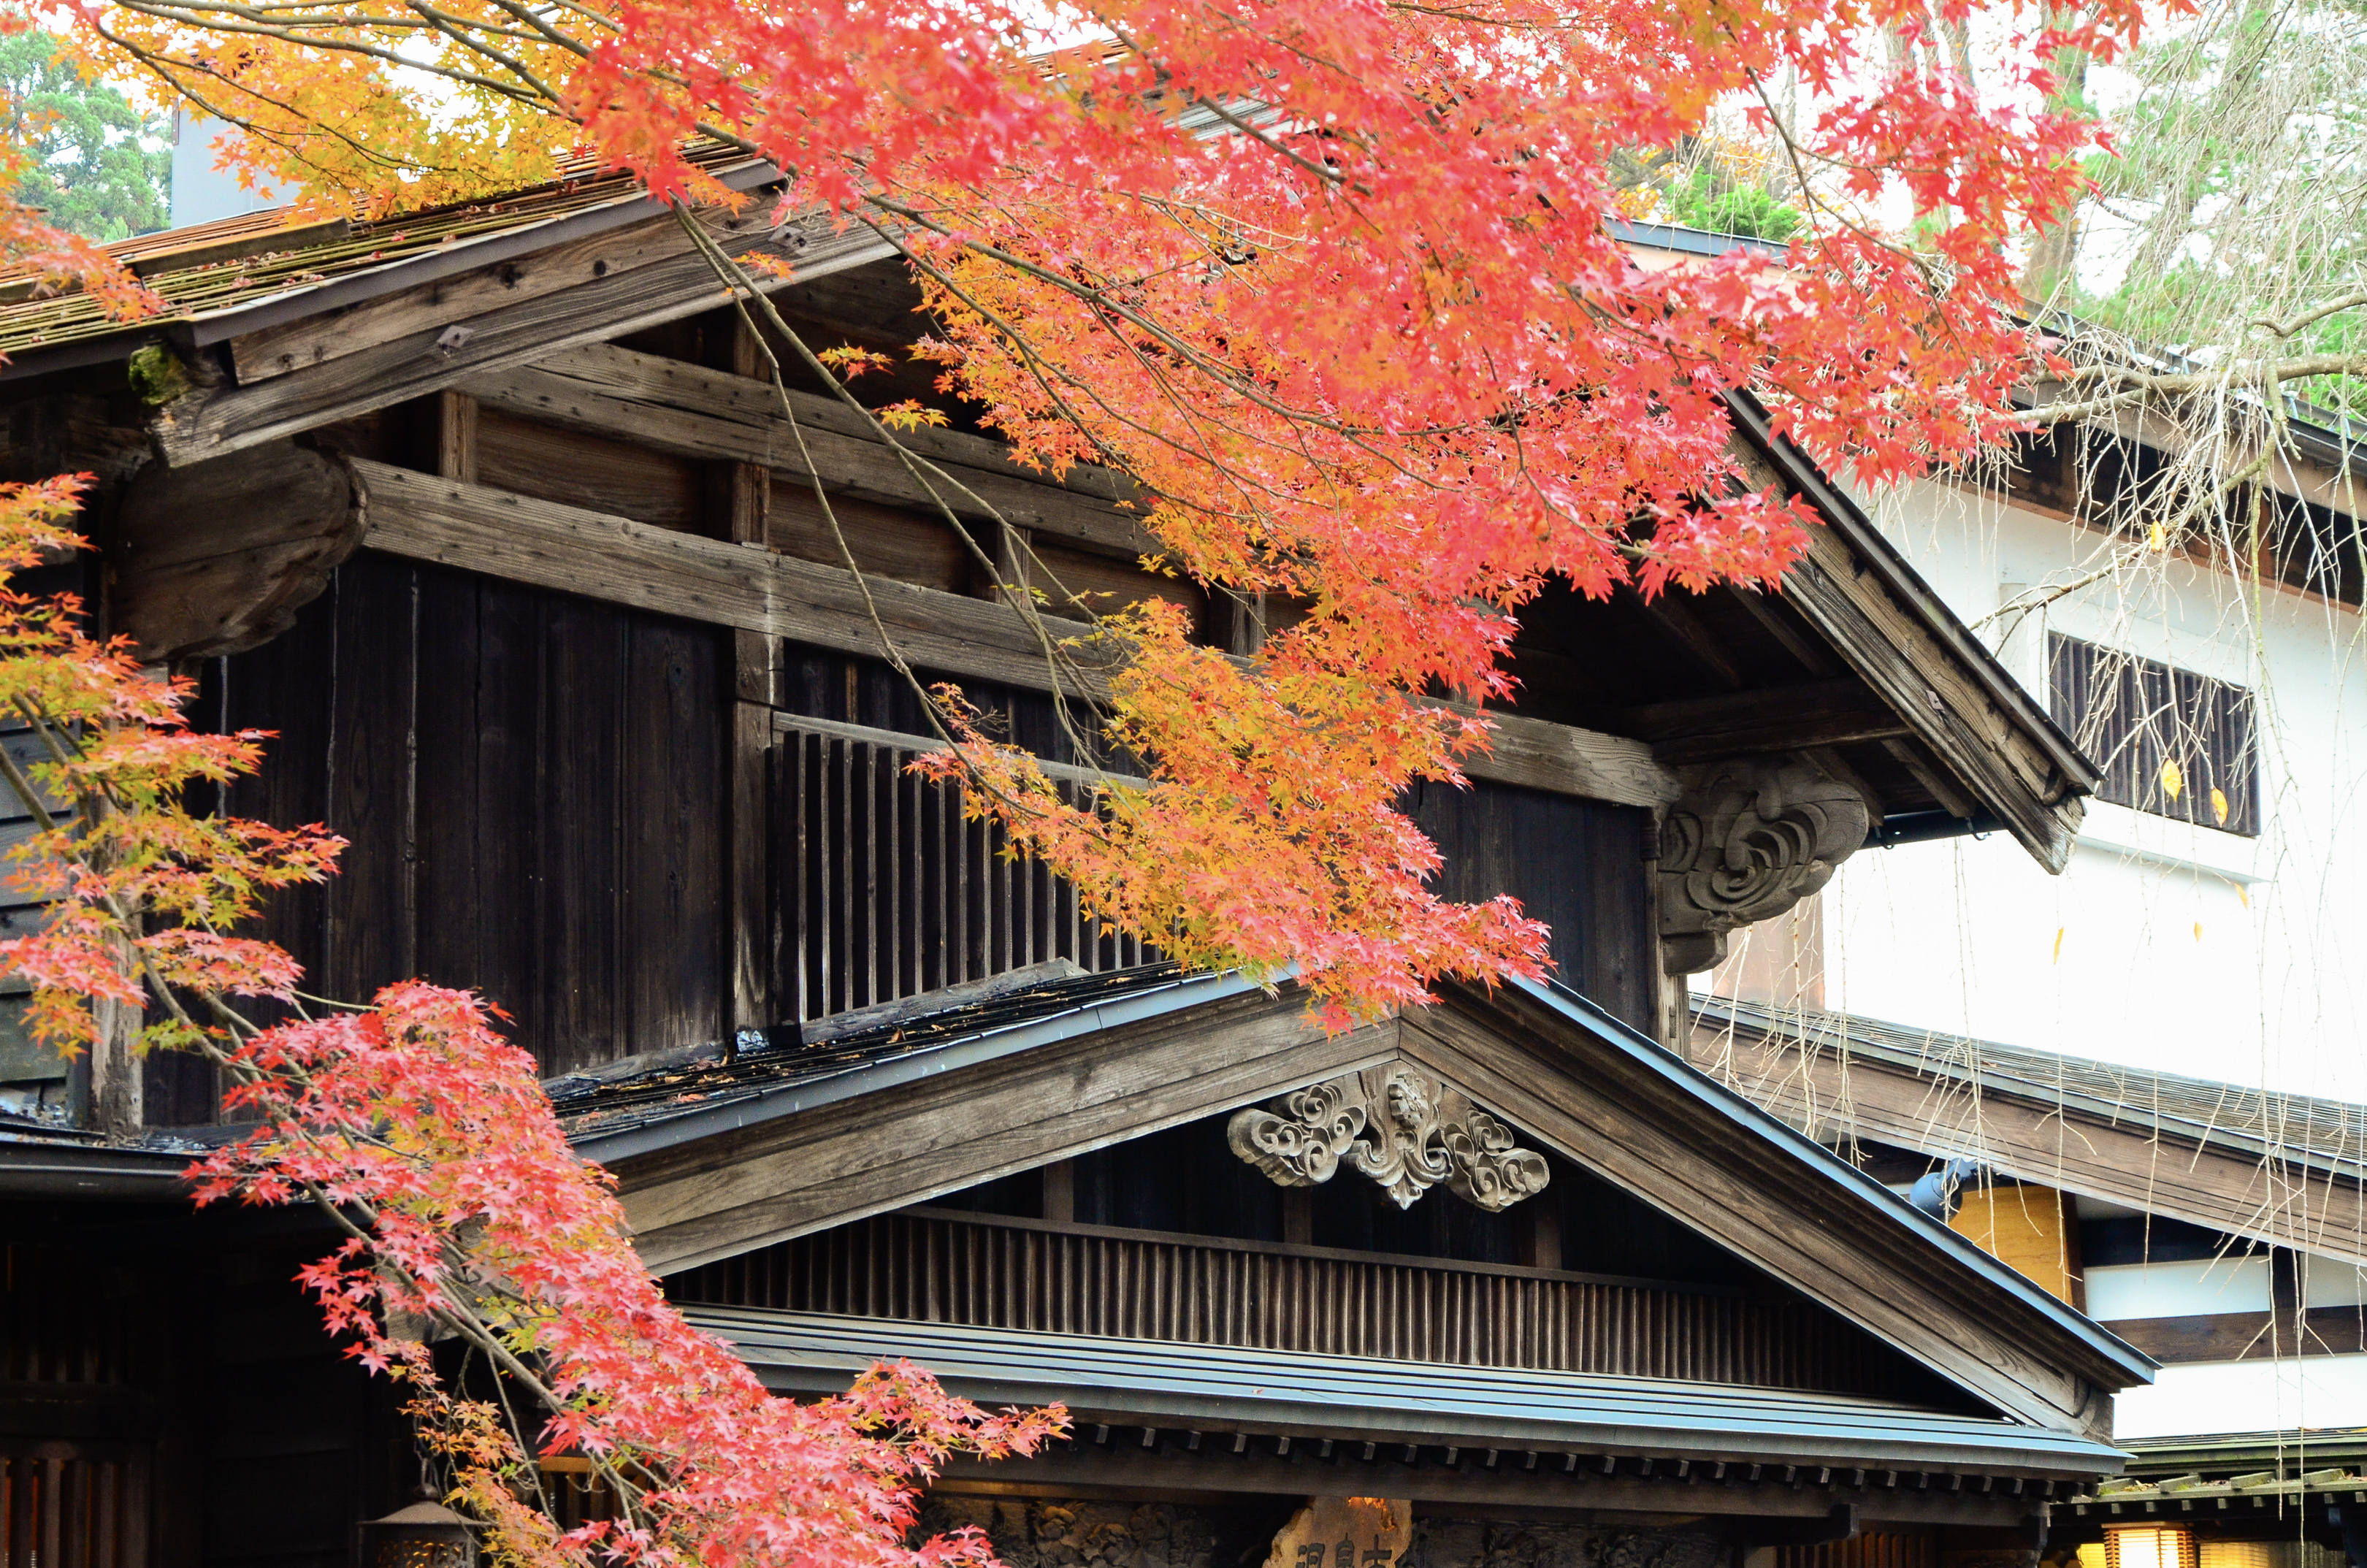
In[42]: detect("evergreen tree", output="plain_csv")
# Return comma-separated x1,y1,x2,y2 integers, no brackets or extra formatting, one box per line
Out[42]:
0,26,167,242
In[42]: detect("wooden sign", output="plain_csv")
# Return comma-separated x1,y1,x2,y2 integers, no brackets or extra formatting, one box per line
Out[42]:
1260,1496,1415,1568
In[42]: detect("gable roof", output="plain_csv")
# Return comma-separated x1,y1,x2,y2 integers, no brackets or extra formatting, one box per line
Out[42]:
1690,994,2367,1266
585,963,2150,1441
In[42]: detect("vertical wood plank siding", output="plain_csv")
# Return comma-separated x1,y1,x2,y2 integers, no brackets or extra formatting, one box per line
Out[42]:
669,1213,1897,1393
776,726,1153,1022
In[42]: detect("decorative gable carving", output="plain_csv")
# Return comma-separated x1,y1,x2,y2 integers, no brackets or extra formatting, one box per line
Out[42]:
1225,1066,1550,1211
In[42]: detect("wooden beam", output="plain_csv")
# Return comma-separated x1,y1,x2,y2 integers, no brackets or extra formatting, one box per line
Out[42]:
930,1447,2064,1520
435,391,479,483
2100,1307,2367,1364
150,209,896,467
612,995,1400,1274
1407,991,2127,1437
1689,1020,2367,1269
1621,586,1748,689
459,341,1158,558
1622,678,1913,765
110,440,368,661
351,462,1684,809
1781,534,2080,868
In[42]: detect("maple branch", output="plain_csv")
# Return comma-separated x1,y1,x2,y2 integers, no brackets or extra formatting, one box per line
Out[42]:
670,207,1130,804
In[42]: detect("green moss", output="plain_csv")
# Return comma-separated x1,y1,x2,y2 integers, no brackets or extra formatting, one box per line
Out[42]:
126,344,194,408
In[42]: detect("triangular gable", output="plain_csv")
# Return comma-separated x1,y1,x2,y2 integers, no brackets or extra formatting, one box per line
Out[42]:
588,970,2150,1441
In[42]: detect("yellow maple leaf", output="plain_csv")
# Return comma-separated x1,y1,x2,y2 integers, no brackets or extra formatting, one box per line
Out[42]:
2211,787,2229,825
2160,757,2184,800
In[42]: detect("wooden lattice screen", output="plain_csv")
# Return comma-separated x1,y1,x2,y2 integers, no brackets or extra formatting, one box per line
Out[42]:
773,720,1157,1022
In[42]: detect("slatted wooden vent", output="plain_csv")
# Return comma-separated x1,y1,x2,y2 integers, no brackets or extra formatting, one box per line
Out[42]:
774,722,1156,1022
2048,633,2259,835
0,1442,149,1568
672,1211,1902,1395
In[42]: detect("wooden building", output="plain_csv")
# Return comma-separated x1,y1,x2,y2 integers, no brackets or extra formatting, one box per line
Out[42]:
1691,996,2367,1565
2,162,2145,1566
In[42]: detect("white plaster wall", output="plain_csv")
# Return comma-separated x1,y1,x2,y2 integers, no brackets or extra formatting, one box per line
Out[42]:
1812,478,2367,1103
2114,1354,2367,1439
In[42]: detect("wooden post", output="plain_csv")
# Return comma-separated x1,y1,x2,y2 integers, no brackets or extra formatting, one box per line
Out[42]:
435,390,478,483
724,318,777,1038
1040,1158,1076,1225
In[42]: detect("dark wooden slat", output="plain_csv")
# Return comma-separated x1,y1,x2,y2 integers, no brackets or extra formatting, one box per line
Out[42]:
622,616,727,1055
324,554,420,996
539,592,626,1074
463,341,1155,557
2098,1307,2367,1363
670,1209,1894,1393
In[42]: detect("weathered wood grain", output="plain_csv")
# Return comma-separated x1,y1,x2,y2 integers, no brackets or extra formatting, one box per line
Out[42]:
109,441,367,660
1399,993,2125,1437
460,340,1156,557
153,214,895,467
616,995,1399,1274
1625,678,1913,765
353,461,1685,809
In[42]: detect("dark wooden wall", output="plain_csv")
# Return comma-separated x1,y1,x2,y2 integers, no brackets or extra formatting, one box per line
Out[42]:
1,1201,405,1568
148,553,731,1120
1410,780,1656,1034
145,559,1659,1119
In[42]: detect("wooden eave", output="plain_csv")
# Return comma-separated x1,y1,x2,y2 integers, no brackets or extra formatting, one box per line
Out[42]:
9,199,2089,852
589,968,2152,1439
1690,999,2367,1269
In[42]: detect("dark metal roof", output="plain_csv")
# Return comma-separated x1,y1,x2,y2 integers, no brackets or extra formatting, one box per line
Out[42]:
562,963,1249,1161
1693,993,2367,1185
687,1305,2127,1472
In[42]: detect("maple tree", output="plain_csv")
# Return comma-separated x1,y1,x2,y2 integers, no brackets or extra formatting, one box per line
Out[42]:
15,0,2152,1018
0,0,2163,1552
0,474,1066,1560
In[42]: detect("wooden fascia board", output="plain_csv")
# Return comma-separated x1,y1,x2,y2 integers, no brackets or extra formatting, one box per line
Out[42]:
1721,392,2092,871
351,461,1683,808
145,207,895,467
1697,1023,2367,1269
1406,987,2147,1434
611,990,1402,1274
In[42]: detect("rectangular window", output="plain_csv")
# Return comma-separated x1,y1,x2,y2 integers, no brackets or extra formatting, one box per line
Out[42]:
2047,633,2260,836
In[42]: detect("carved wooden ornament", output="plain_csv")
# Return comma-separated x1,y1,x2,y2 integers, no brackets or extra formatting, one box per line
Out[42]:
1657,752,1870,976
1227,1066,1550,1212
